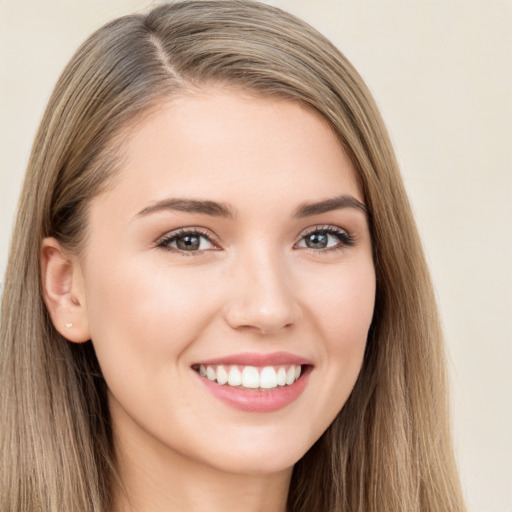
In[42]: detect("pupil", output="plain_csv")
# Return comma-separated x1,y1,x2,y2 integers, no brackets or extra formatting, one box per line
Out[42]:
307,232,328,249
177,235,200,251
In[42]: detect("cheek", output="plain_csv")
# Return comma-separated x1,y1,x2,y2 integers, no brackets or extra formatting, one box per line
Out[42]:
82,257,221,371
304,259,375,393
306,259,375,342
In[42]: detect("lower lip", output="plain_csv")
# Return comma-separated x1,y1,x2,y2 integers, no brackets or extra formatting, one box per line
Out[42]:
196,367,311,413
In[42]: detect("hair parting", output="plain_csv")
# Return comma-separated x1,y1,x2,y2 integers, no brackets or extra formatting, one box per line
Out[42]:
1,2,465,511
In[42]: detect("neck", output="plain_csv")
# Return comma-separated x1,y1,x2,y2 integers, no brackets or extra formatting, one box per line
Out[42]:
112,411,292,512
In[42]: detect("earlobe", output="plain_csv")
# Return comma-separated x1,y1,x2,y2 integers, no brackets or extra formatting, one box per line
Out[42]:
40,237,91,343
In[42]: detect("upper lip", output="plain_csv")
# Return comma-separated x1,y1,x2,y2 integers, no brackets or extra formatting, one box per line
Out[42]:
193,351,312,367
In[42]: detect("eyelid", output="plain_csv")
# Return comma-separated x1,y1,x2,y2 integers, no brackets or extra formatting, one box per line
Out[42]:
156,227,221,252
294,224,355,250
299,224,348,237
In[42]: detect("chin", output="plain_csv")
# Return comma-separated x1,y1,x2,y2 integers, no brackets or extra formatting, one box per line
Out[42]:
192,427,318,476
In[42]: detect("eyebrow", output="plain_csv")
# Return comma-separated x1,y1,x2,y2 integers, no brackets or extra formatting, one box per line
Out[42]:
136,198,236,218
135,194,367,220
293,195,368,218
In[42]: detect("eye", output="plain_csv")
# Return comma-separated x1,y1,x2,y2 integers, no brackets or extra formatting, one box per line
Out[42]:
157,229,218,253
295,226,354,251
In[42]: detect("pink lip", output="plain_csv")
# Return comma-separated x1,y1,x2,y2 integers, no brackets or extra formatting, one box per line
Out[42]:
192,352,313,413
193,351,312,367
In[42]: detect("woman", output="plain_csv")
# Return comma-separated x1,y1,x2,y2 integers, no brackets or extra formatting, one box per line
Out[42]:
0,1,466,511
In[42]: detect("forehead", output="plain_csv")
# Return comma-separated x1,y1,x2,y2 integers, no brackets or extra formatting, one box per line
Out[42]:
92,90,362,217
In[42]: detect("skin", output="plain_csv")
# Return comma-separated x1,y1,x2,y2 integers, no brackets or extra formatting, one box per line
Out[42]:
42,90,376,512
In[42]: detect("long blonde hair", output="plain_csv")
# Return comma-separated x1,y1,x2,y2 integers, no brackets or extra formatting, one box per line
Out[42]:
1,1,466,511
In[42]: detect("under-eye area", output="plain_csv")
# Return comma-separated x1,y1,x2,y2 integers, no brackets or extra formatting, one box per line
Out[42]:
192,364,312,390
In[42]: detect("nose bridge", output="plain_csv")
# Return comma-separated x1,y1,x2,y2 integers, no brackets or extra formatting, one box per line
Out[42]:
224,243,300,333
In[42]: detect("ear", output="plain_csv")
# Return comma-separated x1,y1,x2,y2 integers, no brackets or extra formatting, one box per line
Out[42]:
40,237,91,343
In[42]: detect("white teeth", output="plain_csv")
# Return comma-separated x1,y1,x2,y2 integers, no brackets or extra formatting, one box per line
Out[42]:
217,365,229,385
227,366,242,386
242,366,260,388
285,366,296,385
260,366,278,389
199,364,304,389
277,367,287,386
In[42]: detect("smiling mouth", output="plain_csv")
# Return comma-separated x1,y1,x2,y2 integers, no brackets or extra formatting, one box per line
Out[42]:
192,364,307,391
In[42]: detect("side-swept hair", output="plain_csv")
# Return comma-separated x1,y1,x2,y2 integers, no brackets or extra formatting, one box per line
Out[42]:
1,1,465,511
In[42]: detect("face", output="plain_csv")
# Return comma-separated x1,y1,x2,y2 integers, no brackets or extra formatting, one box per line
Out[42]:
76,90,375,476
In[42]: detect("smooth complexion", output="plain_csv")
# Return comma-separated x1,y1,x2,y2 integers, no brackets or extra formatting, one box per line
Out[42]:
42,90,376,512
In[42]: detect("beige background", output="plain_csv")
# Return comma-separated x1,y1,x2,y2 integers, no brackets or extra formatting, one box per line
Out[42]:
1,1,510,510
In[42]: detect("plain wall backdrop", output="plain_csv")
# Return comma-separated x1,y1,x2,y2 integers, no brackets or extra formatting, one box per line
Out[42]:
1,1,511,510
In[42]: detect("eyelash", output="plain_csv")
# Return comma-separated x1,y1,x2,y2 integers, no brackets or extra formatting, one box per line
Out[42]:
156,225,355,255
297,225,355,252
157,228,219,256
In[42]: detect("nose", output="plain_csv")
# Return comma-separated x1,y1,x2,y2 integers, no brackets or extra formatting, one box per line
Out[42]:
223,248,302,334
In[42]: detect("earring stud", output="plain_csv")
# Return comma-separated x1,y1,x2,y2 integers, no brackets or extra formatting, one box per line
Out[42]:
65,322,73,329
